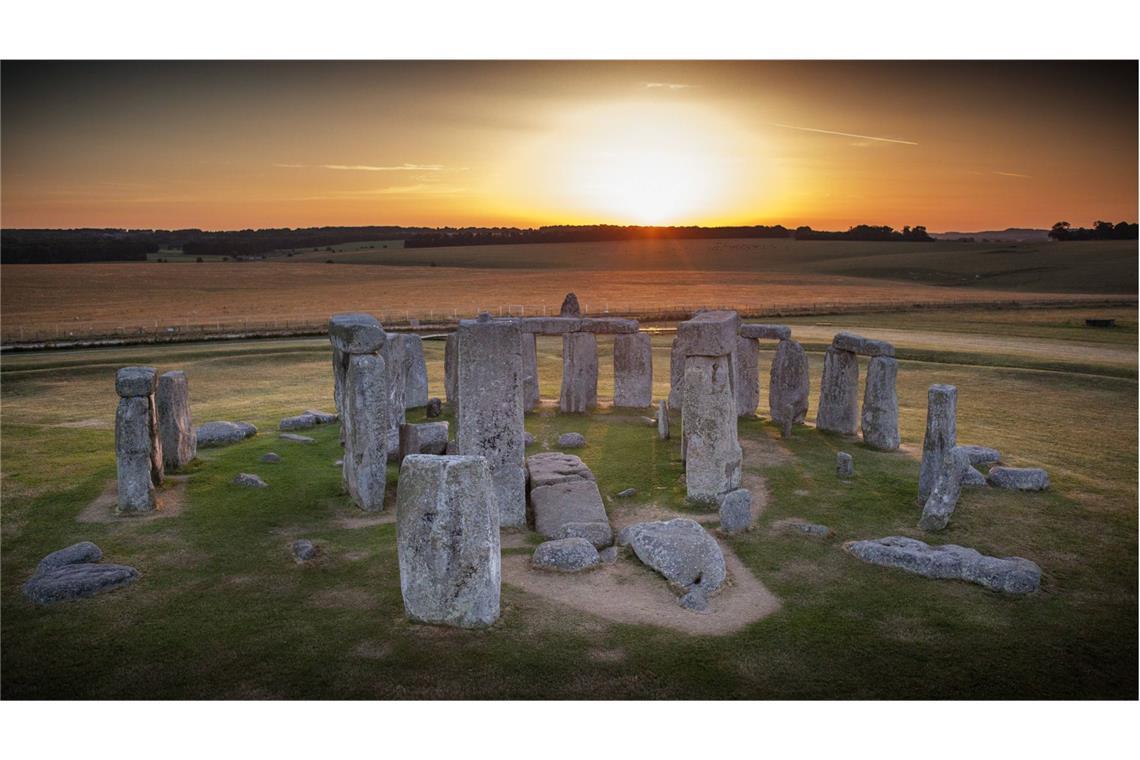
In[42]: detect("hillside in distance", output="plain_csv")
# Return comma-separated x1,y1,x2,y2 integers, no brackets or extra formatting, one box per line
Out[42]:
929,228,1051,242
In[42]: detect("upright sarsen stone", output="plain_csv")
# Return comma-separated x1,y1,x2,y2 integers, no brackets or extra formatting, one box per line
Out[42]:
329,313,386,446
157,370,195,471
734,335,760,417
668,336,685,409
769,339,809,426
682,354,742,503
382,335,408,442
613,332,652,408
919,445,970,531
397,455,501,628
457,314,526,527
816,347,859,435
521,332,539,411
444,333,459,408
399,334,429,409
115,366,161,514
861,356,900,451
343,353,388,511
560,332,598,413
919,384,958,502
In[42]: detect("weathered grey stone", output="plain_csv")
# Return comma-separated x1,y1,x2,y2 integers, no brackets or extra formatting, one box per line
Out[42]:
598,546,619,564
734,336,760,417
833,332,895,357
382,335,408,437
845,536,1041,594
343,352,388,511
678,310,741,357
521,332,539,411
444,333,459,408
816,347,859,435
560,332,598,413
613,332,653,408
668,336,685,409
22,543,139,604
261,452,281,463
157,370,195,471
557,432,586,448
963,466,987,487
328,312,386,355
457,315,526,527
919,384,958,503
115,366,157,397
623,518,727,597
682,354,742,502
331,345,348,443
837,451,855,478
560,292,581,317
678,587,709,611
234,472,268,488
279,433,315,444
532,538,599,572
919,446,971,531
279,410,337,431
426,398,442,418
523,431,535,446
769,339,809,426
398,334,429,408
577,317,639,335
718,488,752,534
531,479,611,545
657,399,670,440
526,452,595,488
519,316,583,334
861,356,900,451
116,395,156,513
397,455,500,628
961,445,1001,466
616,487,637,498
987,467,1050,491
739,323,792,341
196,421,257,448
557,521,613,548
398,421,449,460
292,539,317,562
791,521,832,537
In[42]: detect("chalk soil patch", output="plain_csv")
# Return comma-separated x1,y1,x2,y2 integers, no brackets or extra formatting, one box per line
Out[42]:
77,477,188,523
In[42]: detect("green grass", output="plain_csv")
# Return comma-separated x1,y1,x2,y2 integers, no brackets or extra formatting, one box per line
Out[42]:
1,307,1136,698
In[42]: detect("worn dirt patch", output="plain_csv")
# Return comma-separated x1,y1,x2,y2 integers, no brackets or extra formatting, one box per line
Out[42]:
588,648,627,663
740,435,794,467
502,540,781,636
77,477,188,523
609,503,718,530
334,512,395,529
500,530,537,549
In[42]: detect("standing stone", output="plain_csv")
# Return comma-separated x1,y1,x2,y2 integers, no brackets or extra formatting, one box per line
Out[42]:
657,399,670,440
399,421,449,460
816,347,859,435
521,332,539,411
399,334,429,409
613,332,653,408
560,332,598,413
329,313,386,447
157,370,195,471
861,356,900,451
769,339,809,426
682,354,742,502
444,333,459,409
668,335,685,409
560,292,582,317
382,334,408,444
718,488,752,533
734,336,760,417
919,384,958,503
115,367,161,514
343,352,388,511
919,446,971,531
457,314,526,527
837,451,854,478
425,397,442,418
396,455,500,628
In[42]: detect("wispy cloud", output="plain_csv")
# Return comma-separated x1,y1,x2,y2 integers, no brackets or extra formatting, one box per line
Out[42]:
770,123,918,146
993,170,1031,178
644,82,694,90
274,163,457,172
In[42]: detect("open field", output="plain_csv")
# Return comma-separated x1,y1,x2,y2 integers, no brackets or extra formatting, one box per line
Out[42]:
2,308,1135,698
1,239,1134,344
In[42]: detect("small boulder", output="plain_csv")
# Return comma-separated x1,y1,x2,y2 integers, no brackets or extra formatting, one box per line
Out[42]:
233,473,268,488
292,539,317,562
279,410,337,430
988,467,1049,491
616,487,637,498
425,398,442,418
279,433,315,444
557,432,587,448
261,452,282,463
598,546,619,564
836,451,855,478
718,488,752,534
22,542,139,604
556,521,613,549
196,420,258,448
532,538,600,572
679,587,709,612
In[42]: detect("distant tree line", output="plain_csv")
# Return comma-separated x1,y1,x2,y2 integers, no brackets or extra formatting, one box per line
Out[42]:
1048,220,1138,241
1,229,159,264
792,224,933,242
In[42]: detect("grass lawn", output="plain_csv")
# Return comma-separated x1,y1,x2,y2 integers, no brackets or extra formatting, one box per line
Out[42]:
1,308,1135,698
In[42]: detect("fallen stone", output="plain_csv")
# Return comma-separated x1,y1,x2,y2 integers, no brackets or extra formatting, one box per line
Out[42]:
718,488,752,534
792,521,832,537
837,451,855,478
734,335,760,417
556,521,614,548
279,410,337,430
738,323,791,341
560,332,598,413
532,538,601,572
678,587,709,612
157,370,196,471
22,554,139,604
613,332,653,408
988,467,1050,491
919,384,958,503
292,539,317,562
234,472,268,488
963,466,987,487
328,312,386,354
557,432,586,448
398,421,450,461
919,446,971,531
115,365,157,397
37,541,102,571
616,487,637,498
960,445,1002,466
531,479,611,545
657,399,670,440
397,455,501,628
261,452,282,463
196,421,258,448
833,332,895,357
682,353,742,502
816,347,859,435
845,536,1041,594
769,339,810,426
526,452,595,488
279,433,315,444
623,518,727,597
598,546,619,564
861,356,900,451
677,310,741,357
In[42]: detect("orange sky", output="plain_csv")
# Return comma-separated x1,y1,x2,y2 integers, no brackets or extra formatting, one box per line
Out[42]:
2,61,1136,231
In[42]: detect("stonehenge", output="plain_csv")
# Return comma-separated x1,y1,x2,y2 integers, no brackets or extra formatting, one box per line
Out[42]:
816,347,860,435
816,332,899,449
919,384,958,503
613,332,653,408
861,356,900,451
560,332,599,413
157,370,195,471
457,313,526,527
329,313,388,512
769,338,810,427
734,335,760,417
115,366,163,513
396,455,501,628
